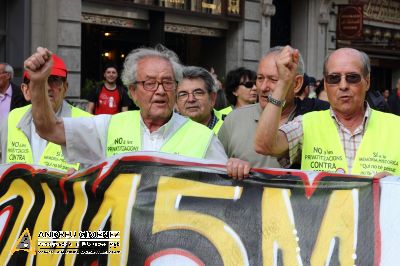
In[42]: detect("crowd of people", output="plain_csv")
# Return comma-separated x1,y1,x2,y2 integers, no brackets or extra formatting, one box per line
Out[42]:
1,43,400,179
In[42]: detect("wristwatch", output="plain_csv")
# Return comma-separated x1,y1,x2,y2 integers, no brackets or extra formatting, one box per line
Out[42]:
267,94,286,107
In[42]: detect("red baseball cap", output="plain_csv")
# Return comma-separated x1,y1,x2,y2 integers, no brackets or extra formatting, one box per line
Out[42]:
23,54,67,79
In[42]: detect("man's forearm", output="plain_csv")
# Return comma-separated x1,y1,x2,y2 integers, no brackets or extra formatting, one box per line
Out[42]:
24,47,67,145
30,79,66,144
254,87,285,155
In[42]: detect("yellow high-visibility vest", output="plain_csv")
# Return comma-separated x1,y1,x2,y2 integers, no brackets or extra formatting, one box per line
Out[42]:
212,118,223,134
302,109,400,176
107,111,214,159
7,104,92,171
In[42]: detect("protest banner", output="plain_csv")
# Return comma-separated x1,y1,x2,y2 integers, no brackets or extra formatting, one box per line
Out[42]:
0,153,397,265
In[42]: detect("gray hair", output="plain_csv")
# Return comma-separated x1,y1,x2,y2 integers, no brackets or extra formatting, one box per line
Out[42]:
121,44,183,87
0,63,14,79
181,66,216,93
263,46,305,75
323,48,370,77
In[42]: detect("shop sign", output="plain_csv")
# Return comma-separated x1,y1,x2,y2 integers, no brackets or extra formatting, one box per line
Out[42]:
362,0,400,24
337,5,363,40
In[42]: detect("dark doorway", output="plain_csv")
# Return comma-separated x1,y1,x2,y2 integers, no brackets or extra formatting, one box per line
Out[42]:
81,23,149,97
165,32,226,76
371,66,392,92
271,0,291,47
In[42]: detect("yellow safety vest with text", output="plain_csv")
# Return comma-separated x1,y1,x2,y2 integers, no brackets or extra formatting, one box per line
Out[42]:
302,110,400,176
106,111,214,158
6,104,92,171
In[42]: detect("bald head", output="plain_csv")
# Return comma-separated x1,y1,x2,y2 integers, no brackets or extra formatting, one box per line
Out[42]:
323,48,370,78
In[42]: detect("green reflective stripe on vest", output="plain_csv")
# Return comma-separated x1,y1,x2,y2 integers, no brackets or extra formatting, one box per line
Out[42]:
7,105,33,164
215,106,233,120
7,105,91,171
212,118,223,134
214,109,223,120
302,110,400,176
161,119,212,158
106,111,141,157
107,111,213,159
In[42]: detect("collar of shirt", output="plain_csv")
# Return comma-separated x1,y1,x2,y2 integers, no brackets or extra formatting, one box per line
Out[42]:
140,112,187,151
330,102,371,136
207,111,219,129
0,84,12,101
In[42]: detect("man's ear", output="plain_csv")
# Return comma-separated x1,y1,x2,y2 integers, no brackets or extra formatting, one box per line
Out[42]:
21,83,31,101
293,74,304,94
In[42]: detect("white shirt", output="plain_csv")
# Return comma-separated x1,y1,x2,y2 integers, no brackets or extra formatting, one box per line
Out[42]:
30,106,63,164
30,122,47,164
63,112,227,165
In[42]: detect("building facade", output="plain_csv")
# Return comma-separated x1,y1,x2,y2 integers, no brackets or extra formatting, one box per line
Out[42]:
1,0,399,99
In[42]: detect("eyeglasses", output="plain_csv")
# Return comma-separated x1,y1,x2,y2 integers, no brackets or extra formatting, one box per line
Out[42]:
325,73,362,85
135,79,177,91
177,89,207,101
239,81,256,88
47,76,64,88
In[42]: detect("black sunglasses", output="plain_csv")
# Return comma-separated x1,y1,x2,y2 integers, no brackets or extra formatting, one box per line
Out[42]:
239,81,255,88
325,73,362,85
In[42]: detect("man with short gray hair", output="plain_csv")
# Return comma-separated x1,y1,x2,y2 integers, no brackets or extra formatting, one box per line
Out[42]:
0,62,29,120
23,46,229,166
176,66,223,134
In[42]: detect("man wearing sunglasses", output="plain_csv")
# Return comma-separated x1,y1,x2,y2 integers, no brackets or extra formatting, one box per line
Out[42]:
176,66,223,134
0,54,92,172
219,46,328,170
255,46,400,177
23,46,235,174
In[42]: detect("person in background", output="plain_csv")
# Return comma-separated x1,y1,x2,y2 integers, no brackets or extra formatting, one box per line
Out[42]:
176,66,223,134
296,73,311,100
0,54,91,172
307,76,317,99
87,63,131,115
365,88,390,113
221,67,258,117
315,79,329,102
383,89,390,102
0,62,29,121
